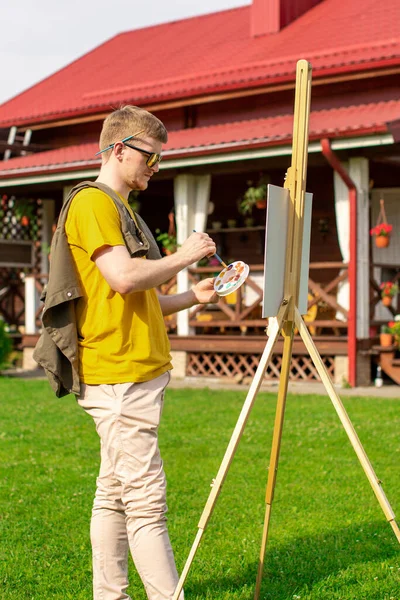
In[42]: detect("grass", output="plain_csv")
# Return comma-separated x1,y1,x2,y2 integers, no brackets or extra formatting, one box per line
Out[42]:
0,377,399,600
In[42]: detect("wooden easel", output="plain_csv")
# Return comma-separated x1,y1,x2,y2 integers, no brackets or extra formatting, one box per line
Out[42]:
172,60,400,600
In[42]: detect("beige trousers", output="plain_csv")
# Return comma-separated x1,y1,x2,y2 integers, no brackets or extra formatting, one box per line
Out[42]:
77,371,183,600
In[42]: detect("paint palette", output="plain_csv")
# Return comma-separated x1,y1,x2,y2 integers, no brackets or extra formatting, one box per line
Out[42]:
213,261,250,297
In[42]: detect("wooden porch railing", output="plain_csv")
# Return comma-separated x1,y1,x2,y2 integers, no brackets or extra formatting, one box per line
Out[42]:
2,263,350,337
0,268,25,327
184,262,349,337
13,264,350,382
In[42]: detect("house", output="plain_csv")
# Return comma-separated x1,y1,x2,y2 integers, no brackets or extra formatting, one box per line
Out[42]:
1,0,400,386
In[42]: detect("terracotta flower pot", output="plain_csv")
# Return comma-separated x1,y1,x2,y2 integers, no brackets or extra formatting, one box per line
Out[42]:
375,234,390,248
380,333,393,347
382,295,392,307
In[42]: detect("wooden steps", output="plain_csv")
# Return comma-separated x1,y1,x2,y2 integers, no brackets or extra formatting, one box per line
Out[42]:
374,346,400,385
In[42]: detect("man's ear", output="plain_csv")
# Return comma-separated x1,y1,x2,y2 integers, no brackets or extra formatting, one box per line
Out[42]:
113,142,124,161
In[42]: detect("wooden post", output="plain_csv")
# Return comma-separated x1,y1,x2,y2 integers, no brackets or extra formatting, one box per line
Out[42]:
174,175,195,336
25,275,39,335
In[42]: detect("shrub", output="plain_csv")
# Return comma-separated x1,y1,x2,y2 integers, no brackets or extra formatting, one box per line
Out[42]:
0,318,11,369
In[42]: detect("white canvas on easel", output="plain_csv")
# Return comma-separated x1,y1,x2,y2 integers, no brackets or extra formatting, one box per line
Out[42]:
262,184,313,318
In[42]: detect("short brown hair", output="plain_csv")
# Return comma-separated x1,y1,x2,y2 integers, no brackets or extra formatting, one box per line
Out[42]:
99,105,168,155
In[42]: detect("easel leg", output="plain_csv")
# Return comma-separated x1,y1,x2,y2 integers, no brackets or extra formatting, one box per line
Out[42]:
254,323,294,600
295,307,400,543
171,304,289,600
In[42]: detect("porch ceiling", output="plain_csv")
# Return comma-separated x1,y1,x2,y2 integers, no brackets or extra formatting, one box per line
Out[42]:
0,99,399,183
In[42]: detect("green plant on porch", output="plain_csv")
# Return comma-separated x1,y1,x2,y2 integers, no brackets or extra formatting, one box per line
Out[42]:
13,197,36,226
379,323,394,348
3,195,40,242
155,229,177,255
0,194,35,230
388,314,400,348
156,208,177,255
238,176,268,215
0,318,11,369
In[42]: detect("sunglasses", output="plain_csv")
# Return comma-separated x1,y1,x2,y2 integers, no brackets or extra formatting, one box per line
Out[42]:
123,142,162,168
95,130,162,168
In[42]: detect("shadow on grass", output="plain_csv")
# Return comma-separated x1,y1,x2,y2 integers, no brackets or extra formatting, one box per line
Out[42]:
186,520,399,599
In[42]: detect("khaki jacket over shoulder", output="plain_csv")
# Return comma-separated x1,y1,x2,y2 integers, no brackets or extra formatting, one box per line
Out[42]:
33,181,162,398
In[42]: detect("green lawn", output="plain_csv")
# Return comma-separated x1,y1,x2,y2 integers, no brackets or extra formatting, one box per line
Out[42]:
0,378,399,600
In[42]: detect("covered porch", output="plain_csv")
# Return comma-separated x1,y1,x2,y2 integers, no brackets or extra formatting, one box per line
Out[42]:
1,122,400,387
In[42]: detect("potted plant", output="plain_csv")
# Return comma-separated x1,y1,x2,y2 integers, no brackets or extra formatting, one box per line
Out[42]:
155,229,177,255
379,324,393,347
211,220,222,230
370,223,393,248
388,315,400,348
13,198,35,227
244,217,255,227
380,281,399,307
238,178,267,215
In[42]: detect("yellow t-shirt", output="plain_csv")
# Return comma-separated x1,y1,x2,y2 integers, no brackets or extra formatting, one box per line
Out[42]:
64,187,172,384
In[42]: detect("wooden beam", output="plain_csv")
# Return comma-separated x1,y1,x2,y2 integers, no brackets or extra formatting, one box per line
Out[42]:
169,334,348,354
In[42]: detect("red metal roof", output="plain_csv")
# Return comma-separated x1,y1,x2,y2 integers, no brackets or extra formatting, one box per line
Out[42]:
0,0,399,127
0,99,398,180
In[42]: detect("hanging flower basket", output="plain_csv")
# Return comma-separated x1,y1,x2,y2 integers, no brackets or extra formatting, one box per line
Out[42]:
370,199,392,248
371,224,392,248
